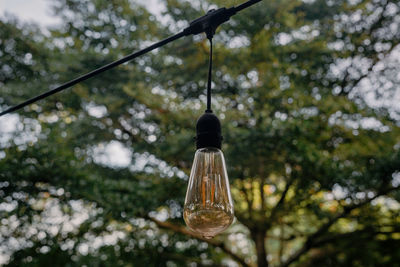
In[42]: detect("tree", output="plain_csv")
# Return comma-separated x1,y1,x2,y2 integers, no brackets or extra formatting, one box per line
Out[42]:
1,0,400,266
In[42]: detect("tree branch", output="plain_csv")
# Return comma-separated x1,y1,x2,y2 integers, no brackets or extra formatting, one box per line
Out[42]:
313,227,400,247
279,186,399,267
268,176,294,223
260,178,266,213
145,216,250,267
239,178,254,221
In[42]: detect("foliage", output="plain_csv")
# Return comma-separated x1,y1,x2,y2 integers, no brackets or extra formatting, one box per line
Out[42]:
1,0,400,266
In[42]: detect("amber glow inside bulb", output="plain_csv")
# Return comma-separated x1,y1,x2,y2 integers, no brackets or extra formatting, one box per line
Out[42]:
184,147,234,239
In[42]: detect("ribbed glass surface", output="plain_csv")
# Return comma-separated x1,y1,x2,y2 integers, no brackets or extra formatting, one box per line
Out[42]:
184,147,234,239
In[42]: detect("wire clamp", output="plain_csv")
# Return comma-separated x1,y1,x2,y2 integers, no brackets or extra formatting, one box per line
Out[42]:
183,7,236,37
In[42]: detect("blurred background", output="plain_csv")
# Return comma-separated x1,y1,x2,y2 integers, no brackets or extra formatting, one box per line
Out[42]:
1,0,400,266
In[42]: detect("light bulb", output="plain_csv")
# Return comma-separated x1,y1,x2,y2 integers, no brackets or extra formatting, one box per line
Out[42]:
184,147,234,239
184,111,234,239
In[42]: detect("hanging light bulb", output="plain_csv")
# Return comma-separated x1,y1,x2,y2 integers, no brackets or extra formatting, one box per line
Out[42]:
184,34,233,239
184,111,234,239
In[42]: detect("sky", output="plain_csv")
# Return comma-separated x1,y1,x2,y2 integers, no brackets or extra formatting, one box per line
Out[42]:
0,0,61,26
0,0,164,26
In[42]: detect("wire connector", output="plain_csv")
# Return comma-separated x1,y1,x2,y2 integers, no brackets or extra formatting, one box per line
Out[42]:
183,7,236,38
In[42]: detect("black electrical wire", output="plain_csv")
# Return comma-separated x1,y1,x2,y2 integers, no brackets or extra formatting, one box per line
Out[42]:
0,31,186,117
234,0,262,12
0,0,263,117
206,38,213,112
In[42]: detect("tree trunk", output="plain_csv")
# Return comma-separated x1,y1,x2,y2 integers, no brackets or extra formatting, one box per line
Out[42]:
252,229,268,267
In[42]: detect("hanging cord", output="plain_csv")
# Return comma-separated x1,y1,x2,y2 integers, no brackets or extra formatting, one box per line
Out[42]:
206,37,213,112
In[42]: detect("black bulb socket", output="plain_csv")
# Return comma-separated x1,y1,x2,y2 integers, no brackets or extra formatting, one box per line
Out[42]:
195,110,222,149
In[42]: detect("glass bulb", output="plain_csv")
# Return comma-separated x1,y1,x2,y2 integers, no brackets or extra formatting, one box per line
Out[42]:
184,147,234,239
